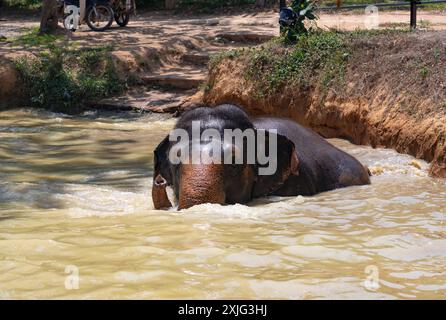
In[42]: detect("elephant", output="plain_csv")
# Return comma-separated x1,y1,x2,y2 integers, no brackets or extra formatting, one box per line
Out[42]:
152,104,371,210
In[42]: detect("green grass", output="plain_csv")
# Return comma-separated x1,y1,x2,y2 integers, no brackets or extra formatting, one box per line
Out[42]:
11,27,63,47
209,28,410,96
233,31,350,95
432,47,444,61
15,44,126,113
347,27,410,37
1,0,41,9
209,49,244,69
379,22,408,29
419,66,429,78
10,28,126,113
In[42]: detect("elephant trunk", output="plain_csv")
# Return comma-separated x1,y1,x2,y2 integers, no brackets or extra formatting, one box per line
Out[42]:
152,174,172,210
178,163,225,210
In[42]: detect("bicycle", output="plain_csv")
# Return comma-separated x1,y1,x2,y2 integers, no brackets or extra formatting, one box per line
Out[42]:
59,0,114,32
110,0,136,27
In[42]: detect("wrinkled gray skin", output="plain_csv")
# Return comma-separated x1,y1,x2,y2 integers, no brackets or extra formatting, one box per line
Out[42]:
252,116,371,197
152,104,371,210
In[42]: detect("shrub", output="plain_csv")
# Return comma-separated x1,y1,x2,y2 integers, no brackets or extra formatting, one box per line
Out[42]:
280,0,318,43
15,44,125,113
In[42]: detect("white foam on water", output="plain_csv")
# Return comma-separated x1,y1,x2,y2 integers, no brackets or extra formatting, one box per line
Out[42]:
329,138,430,177
2,110,446,299
179,195,308,219
62,184,153,218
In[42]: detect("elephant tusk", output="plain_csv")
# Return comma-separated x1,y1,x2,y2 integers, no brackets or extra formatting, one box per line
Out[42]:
152,174,172,210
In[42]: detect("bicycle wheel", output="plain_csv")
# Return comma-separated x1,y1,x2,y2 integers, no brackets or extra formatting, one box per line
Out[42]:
86,5,113,31
114,12,130,27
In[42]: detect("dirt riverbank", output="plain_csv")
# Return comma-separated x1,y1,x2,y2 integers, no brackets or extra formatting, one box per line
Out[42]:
202,30,446,178
1,9,446,110
1,10,445,177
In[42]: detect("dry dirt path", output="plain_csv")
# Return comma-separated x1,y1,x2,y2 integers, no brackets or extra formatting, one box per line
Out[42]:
91,9,446,113
1,9,445,113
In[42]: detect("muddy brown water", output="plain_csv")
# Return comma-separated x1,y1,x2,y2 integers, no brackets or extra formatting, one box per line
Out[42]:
0,109,445,299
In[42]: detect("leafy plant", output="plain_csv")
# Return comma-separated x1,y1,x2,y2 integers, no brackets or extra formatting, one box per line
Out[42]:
419,66,429,79
280,0,317,43
15,44,125,113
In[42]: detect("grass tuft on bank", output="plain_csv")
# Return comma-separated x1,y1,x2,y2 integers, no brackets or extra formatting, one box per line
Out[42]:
247,31,348,93
15,44,126,113
209,29,409,96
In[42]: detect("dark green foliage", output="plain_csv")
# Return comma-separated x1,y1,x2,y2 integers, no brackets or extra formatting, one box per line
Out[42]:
178,0,259,8
3,0,270,10
2,0,445,10
2,0,41,9
178,0,253,5
280,0,317,43
15,44,125,113
135,0,166,10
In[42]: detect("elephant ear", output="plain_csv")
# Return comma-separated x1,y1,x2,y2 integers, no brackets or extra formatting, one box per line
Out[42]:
154,136,172,180
152,136,173,209
252,130,299,198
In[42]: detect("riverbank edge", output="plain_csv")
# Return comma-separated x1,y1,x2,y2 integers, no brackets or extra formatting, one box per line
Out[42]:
1,30,445,178
201,30,446,178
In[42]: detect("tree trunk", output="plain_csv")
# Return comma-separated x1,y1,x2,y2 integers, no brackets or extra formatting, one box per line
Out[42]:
279,0,287,9
255,0,266,7
165,0,176,10
39,0,59,34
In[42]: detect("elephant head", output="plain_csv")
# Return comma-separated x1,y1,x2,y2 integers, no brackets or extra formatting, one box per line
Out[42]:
152,105,299,210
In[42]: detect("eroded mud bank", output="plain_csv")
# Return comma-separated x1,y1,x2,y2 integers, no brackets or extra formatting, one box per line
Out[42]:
0,58,22,107
202,31,446,178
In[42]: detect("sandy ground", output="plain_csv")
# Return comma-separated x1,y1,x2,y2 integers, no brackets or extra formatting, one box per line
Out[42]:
1,9,445,111
1,8,445,70
1,9,445,176
1,9,446,40
203,30,446,177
